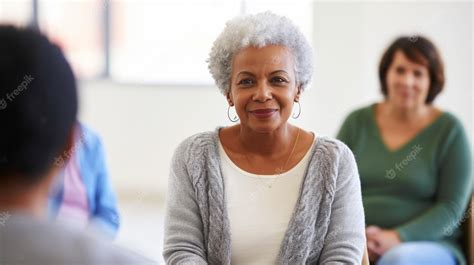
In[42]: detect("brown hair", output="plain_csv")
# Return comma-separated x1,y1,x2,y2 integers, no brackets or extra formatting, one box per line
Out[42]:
379,36,445,104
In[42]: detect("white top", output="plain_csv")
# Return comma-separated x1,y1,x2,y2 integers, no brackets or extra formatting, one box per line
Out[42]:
218,139,315,265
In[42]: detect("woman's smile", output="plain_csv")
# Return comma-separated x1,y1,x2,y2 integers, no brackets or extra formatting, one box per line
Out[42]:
248,108,278,119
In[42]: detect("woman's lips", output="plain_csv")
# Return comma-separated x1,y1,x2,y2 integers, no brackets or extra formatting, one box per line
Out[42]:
249,109,277,119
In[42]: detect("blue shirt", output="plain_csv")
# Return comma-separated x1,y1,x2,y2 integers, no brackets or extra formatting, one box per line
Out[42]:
49,123,120,238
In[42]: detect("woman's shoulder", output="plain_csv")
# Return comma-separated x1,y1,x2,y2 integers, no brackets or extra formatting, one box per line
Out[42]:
342,104,374,121
179,130,218,146
438,110,465,129
433,110,470,144
311,136,355,163
172,129,220,161
307,136,358,186
338,104,375,133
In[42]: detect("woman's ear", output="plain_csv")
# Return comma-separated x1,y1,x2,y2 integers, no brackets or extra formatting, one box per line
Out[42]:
295,85,302,102
226,92,234,106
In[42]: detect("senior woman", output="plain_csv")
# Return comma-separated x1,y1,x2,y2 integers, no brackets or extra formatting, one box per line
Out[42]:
163,12,366,264
337,36,472,265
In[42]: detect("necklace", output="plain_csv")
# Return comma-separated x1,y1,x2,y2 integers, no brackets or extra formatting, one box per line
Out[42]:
243,127,301,188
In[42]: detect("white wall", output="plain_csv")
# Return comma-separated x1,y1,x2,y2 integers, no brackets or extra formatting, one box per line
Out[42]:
79,1,472,199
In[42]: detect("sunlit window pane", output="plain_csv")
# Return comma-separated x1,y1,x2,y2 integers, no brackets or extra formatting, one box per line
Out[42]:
38,0,104,79
0,0,32,27
1,0,314,84
110,0,241,85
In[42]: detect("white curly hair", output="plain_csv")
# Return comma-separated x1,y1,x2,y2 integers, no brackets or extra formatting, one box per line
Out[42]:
208,11,314,95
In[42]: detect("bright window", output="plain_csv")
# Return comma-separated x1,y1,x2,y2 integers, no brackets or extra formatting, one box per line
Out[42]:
0,0,32,27
0,0,315,84
38,0,104,79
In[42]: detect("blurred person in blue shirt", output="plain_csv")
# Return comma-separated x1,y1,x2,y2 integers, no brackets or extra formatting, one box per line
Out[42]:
49,122,120,238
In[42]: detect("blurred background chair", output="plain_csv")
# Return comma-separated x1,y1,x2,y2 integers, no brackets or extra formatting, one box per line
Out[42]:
462,194,473,264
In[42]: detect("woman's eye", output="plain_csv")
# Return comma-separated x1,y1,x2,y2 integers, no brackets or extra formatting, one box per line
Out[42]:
413,70,424,78
395,67,405,74
271,77,288,84
237,79,254,86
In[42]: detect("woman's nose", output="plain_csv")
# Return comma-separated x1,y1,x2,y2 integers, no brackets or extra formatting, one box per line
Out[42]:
399,73,416,87
252,81,272,102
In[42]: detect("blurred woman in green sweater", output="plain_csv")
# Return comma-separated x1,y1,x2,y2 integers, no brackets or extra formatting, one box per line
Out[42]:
337,36,472,265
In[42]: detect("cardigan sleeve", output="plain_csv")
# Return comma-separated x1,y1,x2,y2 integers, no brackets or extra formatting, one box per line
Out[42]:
318,142,366,264
163,139,208,265
395,119,473,241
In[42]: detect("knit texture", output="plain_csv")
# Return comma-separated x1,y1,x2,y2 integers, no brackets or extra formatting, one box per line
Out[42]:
163,129,365,264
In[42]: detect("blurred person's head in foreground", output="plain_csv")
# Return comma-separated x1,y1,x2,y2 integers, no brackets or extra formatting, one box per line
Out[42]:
0,25,77,217
0,25,159,265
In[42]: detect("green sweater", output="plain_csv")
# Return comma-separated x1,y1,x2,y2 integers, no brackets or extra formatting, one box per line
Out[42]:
337,104,472,265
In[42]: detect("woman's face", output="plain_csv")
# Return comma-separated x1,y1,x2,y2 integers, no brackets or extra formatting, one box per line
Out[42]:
385,50,431,110
228,45,300,133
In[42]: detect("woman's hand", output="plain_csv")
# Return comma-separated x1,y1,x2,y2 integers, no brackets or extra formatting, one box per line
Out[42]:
366,226,401,262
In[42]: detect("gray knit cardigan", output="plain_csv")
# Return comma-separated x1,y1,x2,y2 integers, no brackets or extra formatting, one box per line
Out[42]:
163,129,365,264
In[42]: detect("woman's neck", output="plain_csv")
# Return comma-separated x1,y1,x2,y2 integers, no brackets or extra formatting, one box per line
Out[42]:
383,101,430,124
237,123,298,157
